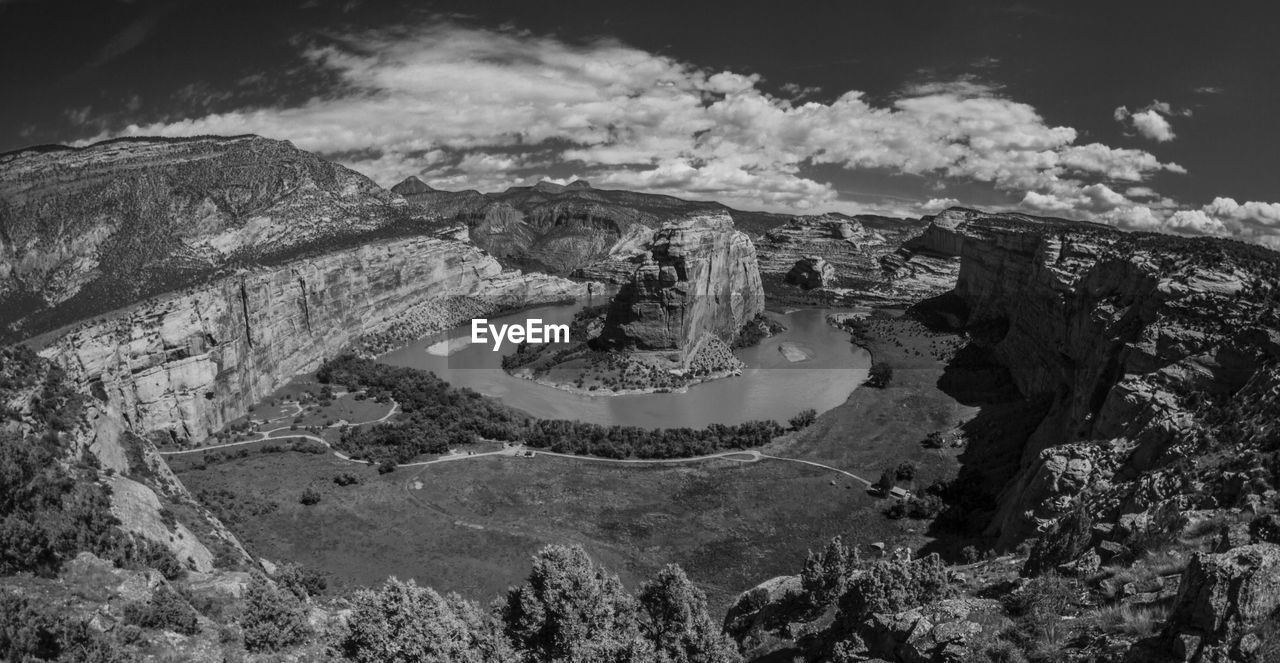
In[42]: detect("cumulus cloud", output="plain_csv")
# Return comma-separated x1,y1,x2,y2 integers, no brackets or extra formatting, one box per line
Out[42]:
1114,100,1186,142
79,21,1190,217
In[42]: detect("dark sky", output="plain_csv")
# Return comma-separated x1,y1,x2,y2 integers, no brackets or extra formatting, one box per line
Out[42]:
3,0,1278,243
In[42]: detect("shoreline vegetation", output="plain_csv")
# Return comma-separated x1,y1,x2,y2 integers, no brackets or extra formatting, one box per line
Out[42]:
316,354,790,465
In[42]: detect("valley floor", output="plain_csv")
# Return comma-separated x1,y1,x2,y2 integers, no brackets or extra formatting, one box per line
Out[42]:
173,309,971,614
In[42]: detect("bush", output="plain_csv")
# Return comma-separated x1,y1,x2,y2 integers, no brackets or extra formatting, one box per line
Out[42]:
865,362,892,388
342,577,512,663
299,488,321,505
0,590,126,662
276,562,328,599
789,409,817,431
333,472,361,486
123,585,200,635
241,574,311,653
838,554,953,620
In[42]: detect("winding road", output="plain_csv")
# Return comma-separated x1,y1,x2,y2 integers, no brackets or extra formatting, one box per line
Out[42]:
158,398,873,487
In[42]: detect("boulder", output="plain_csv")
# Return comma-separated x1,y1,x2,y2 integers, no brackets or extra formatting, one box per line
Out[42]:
1165,543,1280,661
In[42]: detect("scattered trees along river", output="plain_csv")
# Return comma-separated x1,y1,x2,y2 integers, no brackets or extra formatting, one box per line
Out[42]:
317,355,785,465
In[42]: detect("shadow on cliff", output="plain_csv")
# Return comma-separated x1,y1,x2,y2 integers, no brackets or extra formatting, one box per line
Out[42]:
909,293,1054,561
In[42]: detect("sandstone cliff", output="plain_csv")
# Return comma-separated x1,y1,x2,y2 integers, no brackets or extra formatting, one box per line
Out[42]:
598,214,765,352
0,135,425,341
910,208,1280,548
37,235,588,445
754,214,955,305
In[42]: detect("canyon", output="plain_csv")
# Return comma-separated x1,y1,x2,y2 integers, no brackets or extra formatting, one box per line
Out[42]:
5,135,1280,663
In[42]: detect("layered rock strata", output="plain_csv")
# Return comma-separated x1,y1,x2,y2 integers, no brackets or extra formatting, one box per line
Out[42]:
39,235,590,445
910,208,1280,546
754,214,957,304
599,214,765,353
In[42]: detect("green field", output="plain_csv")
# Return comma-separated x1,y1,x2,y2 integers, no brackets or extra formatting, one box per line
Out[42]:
175,310,970,615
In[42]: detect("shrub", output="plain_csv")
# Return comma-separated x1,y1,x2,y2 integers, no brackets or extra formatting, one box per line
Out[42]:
789,408,818,431
333,472,361,486
123,585,200,635
276,562,327,599
240,574,311,653
299,488,321,505
340,577,512,663
838,554,953,620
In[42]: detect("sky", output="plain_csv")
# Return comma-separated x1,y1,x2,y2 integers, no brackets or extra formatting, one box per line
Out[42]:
3,0,1279,246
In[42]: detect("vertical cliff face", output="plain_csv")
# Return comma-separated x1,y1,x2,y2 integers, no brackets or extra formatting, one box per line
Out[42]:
37,235,588,445
599,214,765,352
911,208,1280,545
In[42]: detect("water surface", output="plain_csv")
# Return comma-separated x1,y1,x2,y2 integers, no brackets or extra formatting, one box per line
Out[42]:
379,303,869,428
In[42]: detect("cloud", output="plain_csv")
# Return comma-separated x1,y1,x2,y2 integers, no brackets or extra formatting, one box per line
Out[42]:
81,22,1184,218
1114,100,1184,142
921,198,960,212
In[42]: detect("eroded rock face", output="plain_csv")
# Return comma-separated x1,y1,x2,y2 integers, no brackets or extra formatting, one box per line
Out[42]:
755,214,956,305
599,214,765,352
1164,544,1280,662
38,234,589,444
0,135,413,340
911,208,1280,546
785,257,836,289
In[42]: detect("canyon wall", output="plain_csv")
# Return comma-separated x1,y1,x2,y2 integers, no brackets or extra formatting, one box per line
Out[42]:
39,235,590,445
913,208,1280,545
599,214,765,351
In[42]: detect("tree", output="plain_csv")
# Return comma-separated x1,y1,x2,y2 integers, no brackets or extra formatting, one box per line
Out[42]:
865,362,892,389
503,545,653,663
895,462,916,482
638,565,741,663
241,574,311,653
299,488,320,505
341,577,512,663
876,469,897,495
801,536,856,610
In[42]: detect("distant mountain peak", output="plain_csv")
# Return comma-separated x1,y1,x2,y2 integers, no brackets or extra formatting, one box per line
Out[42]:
391,176,436,196
529,179,591,194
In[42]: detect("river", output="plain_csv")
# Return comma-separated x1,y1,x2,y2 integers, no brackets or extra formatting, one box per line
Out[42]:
378,302,869,428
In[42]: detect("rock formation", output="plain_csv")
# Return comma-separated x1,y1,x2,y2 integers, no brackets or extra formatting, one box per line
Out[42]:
784,256,835,289
0,135,416,341
907,207,1280,548
38,235,588,445
598,214,765,352
754,214,957,304
391,176,791,277
1164,543,1280,662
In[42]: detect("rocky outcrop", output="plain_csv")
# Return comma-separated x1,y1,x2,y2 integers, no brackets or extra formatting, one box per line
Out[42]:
38,234,589,445
754,214,955,304
0,135,417,341
1163,544,1280,662
852,598,1011,663
910,207,1280,546
785,256,836,289
599,214,765,352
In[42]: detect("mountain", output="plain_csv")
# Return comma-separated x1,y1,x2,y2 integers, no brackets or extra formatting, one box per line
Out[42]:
0,135,426,341
390,175,793,275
